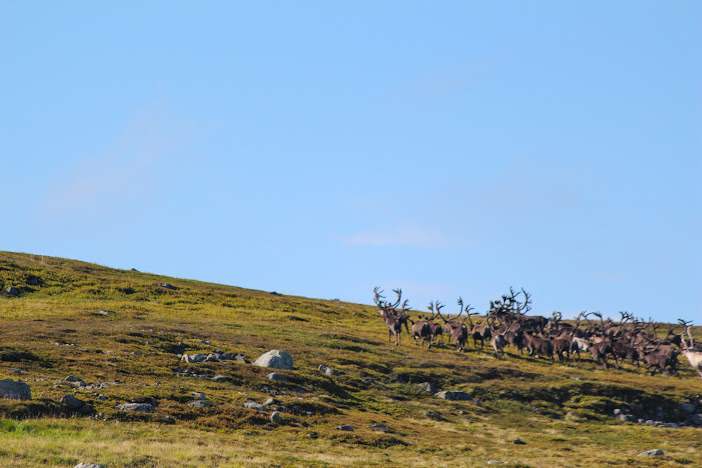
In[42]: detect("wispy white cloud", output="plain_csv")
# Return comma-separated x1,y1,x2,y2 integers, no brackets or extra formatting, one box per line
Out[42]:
36,102,191,224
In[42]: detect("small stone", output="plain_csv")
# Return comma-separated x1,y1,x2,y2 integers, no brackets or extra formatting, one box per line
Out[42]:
417,382,438,394
680,402,696,414
613,408,622,415
156,283,177,290
182,353,206,363
435,391,472,401
514,439,526,445
191,392,206,400
370,423,387,432
64,375,82,383
318,364,340,376
638,449,664,457
266,373,288,382
263,398,276,406
213,375,228,383
333,424,354,432
306,432,318,439
689,413,702,426
244,401,268,411
75,464,106,468
188,400,212,408
270,411,281,424
116,403,156,413
98,310,112,315
97,394,107,401
3,287,19,297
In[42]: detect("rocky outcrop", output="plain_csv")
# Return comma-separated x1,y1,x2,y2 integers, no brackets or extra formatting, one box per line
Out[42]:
0,378,31,400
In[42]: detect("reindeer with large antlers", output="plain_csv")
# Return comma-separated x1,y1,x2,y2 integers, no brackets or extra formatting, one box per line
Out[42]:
434,299,469,352
678,320,702,378
373,287,406,346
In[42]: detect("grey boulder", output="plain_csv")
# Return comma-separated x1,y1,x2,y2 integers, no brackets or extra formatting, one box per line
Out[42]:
0,378,31,400
253,350,293,370
116,403,156,413
244,401,268,411
61,394,85,410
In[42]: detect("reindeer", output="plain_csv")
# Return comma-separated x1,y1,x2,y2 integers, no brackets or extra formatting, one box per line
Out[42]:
568,313,589,361
638,344,678,376
503,322,525,355
678,319,702,378
373,287,405,346
463,300,491,349
589,340,619,370
435,299,469,352
524,331,554,360
406,305,435,349
491,331,508,359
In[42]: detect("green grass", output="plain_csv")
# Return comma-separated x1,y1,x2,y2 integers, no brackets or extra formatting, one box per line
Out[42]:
0,250,700,467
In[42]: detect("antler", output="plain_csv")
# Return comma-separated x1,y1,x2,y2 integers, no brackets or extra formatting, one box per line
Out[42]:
678,319,694,349
519,288,532,314
390,288,403,308
462,304,475,324
435,300,445,317
373,287,386,307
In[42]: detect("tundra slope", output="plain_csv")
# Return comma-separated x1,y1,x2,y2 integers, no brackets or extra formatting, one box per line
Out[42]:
0,251,700,467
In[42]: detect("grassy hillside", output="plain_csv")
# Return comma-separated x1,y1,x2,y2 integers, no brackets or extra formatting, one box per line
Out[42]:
0,251,700,467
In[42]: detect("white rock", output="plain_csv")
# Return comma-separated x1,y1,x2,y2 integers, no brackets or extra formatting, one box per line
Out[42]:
253,350,294,370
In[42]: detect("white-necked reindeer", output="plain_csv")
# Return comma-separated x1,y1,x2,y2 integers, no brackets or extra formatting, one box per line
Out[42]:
678,319,702,378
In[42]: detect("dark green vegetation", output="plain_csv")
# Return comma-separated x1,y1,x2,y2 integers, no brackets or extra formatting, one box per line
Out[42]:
0,251,700,467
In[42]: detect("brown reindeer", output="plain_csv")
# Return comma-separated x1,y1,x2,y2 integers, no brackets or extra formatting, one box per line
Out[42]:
589,340,619,369
373,287,405,346
407,306,436,349
435,299,469,352
466,311,492,350
524,332,554,360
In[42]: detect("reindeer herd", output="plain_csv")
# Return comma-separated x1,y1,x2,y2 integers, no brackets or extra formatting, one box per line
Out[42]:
373,287,702,379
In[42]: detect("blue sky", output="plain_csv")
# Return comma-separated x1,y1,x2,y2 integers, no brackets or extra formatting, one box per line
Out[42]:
1,2,700,322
